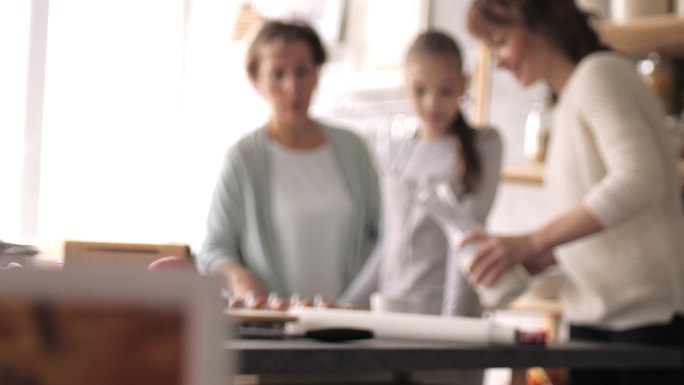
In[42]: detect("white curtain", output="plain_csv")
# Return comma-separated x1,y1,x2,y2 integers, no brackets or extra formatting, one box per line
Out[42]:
0,3,31,236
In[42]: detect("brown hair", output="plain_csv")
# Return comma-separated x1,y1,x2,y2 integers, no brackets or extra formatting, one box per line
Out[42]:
467,0,609,63
407,31,482,193
245,20,327,81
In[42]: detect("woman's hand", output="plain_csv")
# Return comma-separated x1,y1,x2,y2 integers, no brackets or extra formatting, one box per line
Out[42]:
461,232,551,286
523,249,557,276
461,206,602,287
216,261,267,307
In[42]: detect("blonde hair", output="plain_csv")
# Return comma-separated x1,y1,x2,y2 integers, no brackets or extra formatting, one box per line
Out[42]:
406,31,481,193
406,30,463,70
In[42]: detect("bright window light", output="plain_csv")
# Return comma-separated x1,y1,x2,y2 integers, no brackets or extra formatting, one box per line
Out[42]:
36,1,266,255
0,2,31,237
39,0,187,248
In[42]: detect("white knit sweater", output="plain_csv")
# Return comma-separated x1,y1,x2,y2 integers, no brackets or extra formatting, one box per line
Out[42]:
546,52,684,330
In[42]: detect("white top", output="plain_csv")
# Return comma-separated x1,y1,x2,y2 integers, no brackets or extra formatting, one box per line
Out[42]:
269,140,352,300
338,129,502,317
381,133,501,315
547,51,684,329
387,136,458,179
382,136,467,314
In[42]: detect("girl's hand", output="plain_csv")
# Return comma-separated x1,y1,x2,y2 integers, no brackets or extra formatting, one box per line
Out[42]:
460,232,540,287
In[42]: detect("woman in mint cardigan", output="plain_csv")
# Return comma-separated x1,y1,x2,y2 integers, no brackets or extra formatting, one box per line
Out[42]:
196,20,380,305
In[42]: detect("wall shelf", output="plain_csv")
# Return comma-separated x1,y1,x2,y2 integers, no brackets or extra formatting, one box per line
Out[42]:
501,162,544,185
597,14,684,55
503,159,684,187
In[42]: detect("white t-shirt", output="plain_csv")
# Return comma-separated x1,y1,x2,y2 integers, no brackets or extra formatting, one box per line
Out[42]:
382,136,471,315
387,136,459,179
338,128,503,318
268,140,352,300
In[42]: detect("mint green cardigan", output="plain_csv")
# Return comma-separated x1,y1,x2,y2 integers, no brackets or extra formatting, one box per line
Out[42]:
197,123,381,297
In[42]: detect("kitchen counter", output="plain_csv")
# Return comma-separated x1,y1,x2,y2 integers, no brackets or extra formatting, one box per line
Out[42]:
227,338,682,376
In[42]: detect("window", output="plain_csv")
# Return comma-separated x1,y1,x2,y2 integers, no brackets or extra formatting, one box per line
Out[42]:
14,0,428,255
31,1,266,253
38,1,188,248
0,2,31,236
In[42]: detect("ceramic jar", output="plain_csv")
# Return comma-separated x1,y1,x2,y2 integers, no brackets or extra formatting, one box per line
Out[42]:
611,0,670,22
677,0,684,16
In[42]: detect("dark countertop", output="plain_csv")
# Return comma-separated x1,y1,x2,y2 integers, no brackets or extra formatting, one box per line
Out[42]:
226,338,683,375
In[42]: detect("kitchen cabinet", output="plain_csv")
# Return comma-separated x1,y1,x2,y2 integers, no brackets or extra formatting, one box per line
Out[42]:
478,14,684,184
598,14,684,56
500,162,545,185
501,160,684,190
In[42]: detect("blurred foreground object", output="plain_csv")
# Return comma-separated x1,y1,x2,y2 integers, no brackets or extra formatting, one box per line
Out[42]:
0,265,226,385
0,237,39,269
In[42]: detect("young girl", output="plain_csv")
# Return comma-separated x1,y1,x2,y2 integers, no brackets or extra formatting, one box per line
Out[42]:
340,31,502,385
340,30,502,318
465,1,684,384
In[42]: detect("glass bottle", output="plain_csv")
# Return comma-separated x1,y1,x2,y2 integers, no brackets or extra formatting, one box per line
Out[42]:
524,92,553,163
637,51,675,115
417,182,529,309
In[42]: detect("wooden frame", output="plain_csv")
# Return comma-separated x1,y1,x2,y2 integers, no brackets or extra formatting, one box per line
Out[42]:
345,0,431,71
63,240,192,268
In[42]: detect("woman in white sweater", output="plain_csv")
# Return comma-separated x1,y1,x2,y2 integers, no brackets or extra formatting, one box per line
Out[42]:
465,1,684,384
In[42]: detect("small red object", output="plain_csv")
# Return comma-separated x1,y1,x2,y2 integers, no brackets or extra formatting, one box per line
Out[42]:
147,256,193,272
517,330,548,346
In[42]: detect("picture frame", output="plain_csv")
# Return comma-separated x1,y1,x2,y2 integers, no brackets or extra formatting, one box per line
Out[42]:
254,0,346,44
345,0,431,71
